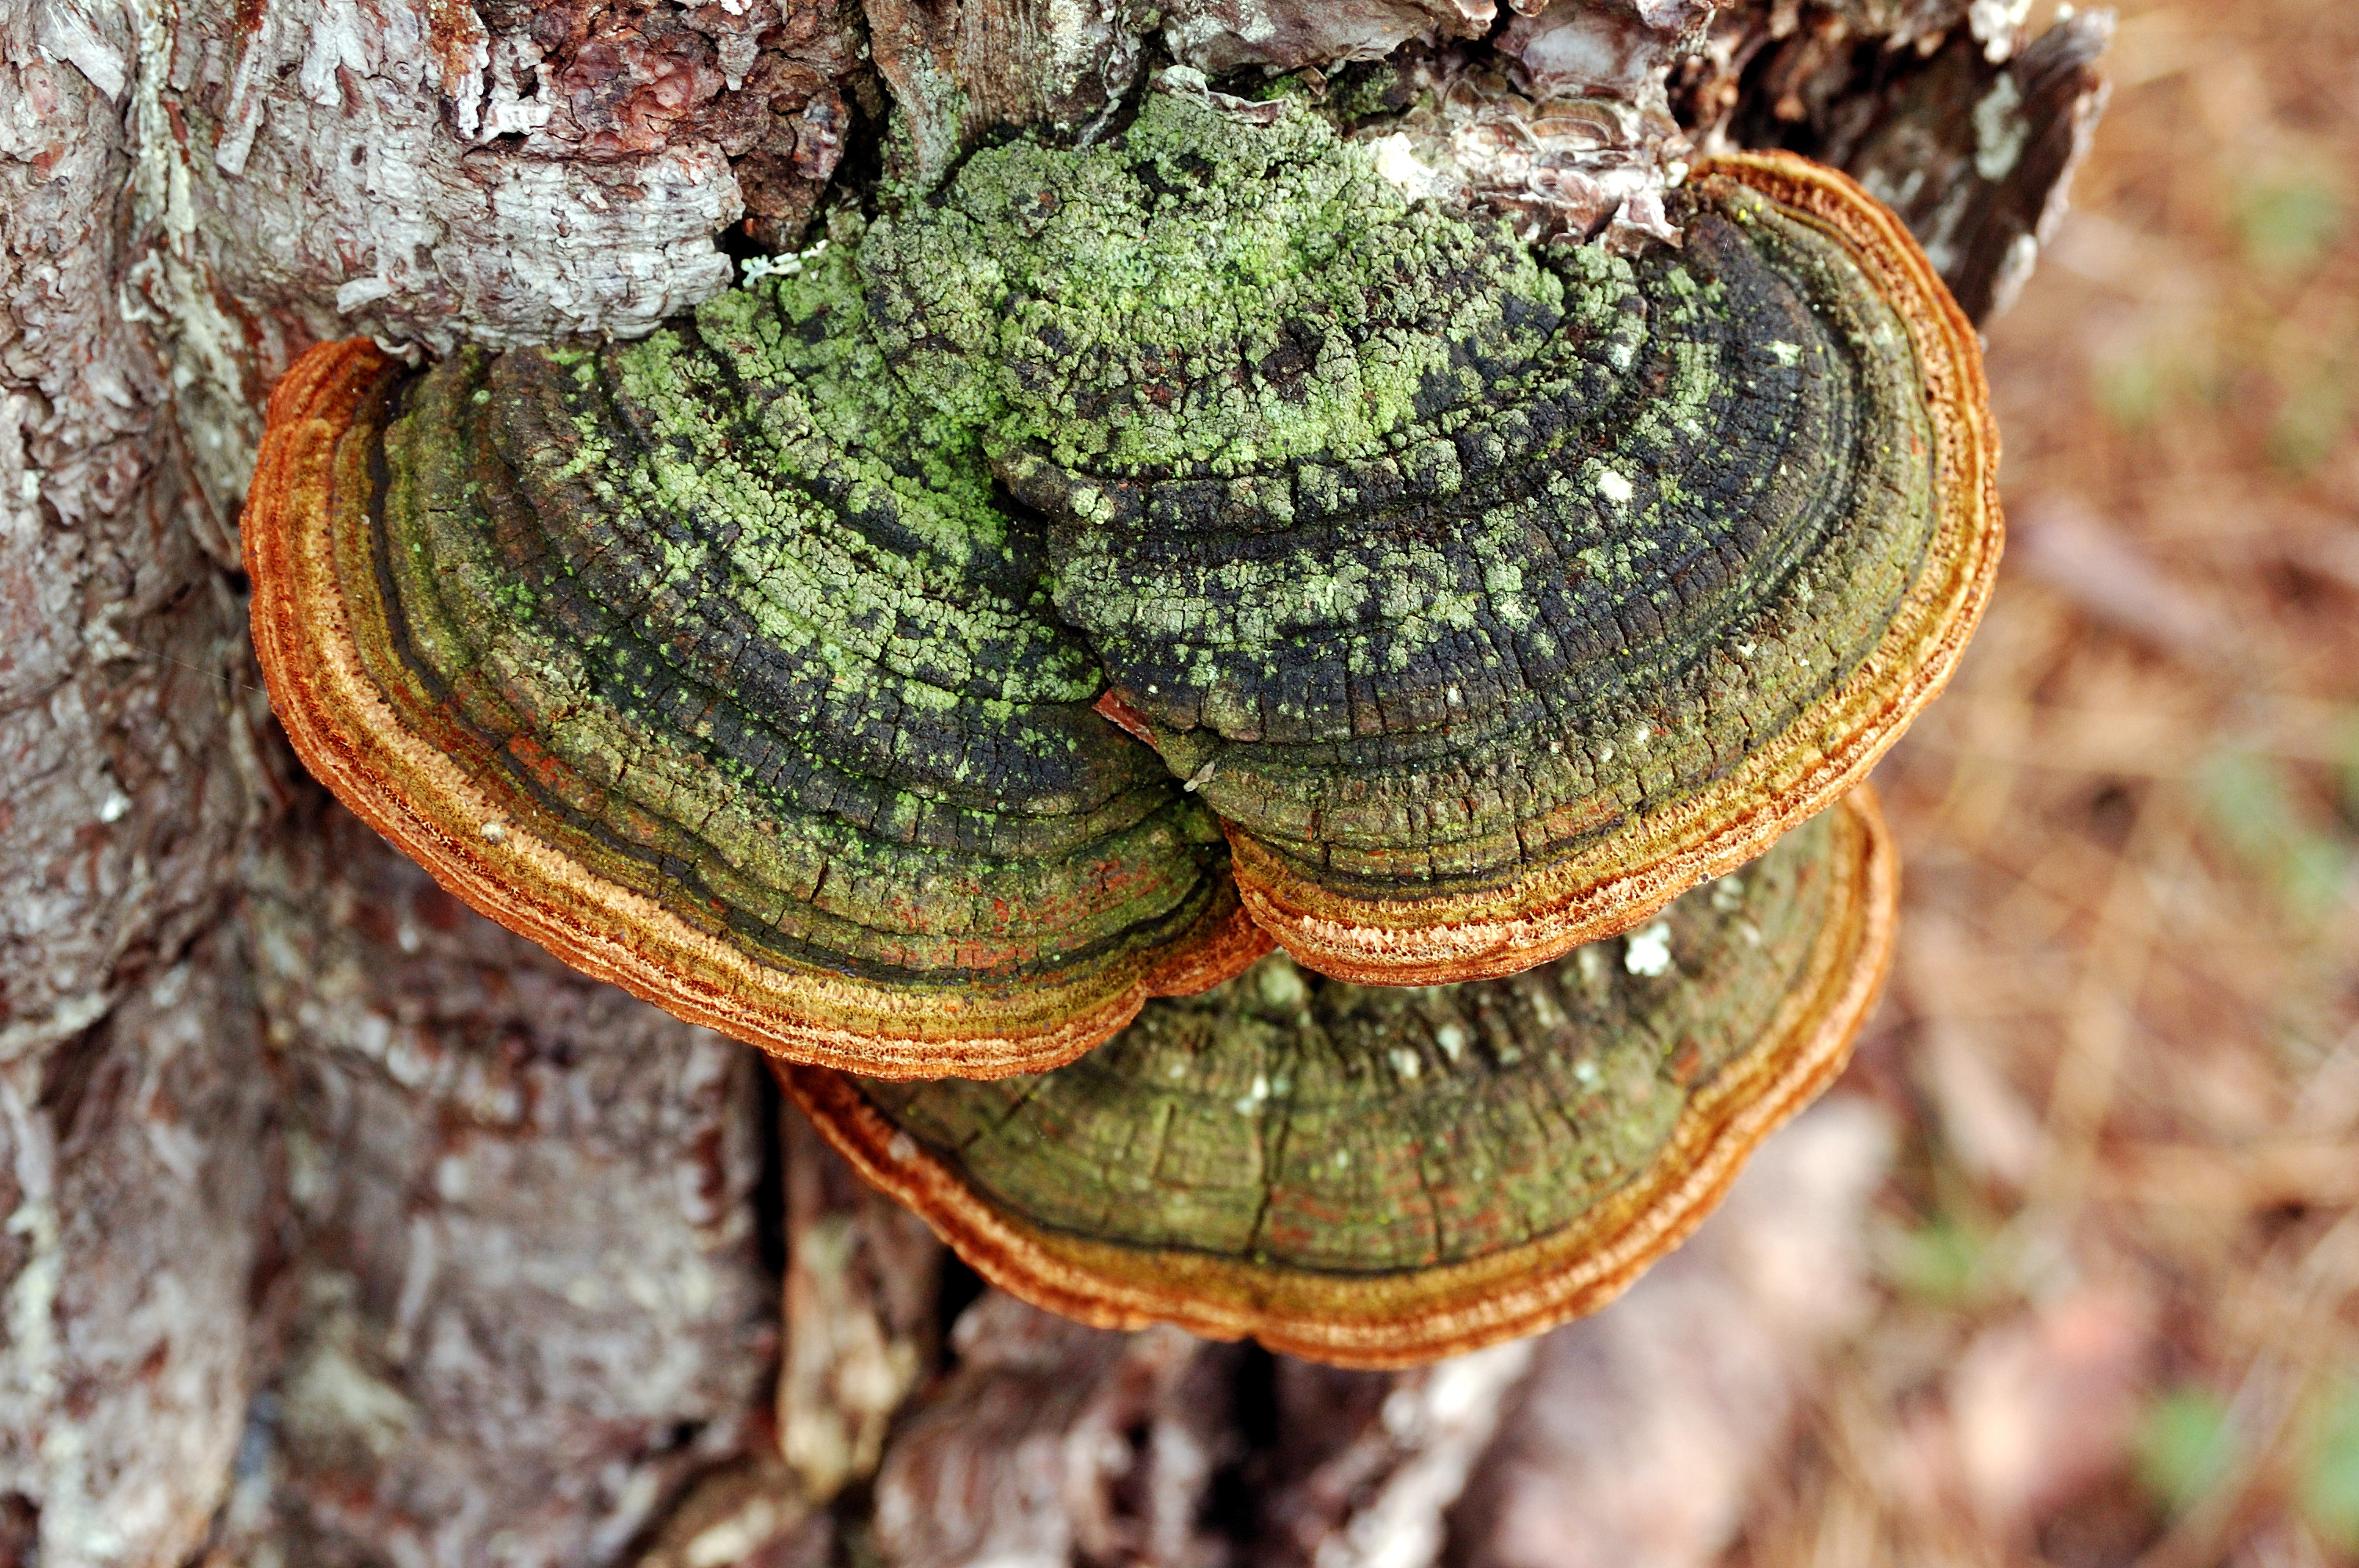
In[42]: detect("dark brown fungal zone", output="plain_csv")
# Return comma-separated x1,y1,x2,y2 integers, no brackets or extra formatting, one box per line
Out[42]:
854,806,1844,1274
353,253,1240,992
860,96,1943,896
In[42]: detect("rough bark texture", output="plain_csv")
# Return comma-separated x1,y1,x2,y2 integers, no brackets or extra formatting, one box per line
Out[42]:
2,2,275,1561
7,0,816,1559
873,1296,1241,1568
1696,2,2114,321
776,1105,938,1505
220,803,775,1567
0,0,2104,1563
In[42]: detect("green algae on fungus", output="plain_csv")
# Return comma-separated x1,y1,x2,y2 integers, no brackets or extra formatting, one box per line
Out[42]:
856,96,1996,986
780,787,1898,1367
245,327,1268,1083
247,89,1990,1077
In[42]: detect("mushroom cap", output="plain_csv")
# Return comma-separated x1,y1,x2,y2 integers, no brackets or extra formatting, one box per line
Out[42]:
245,305,1269,1080
778,786,1897,1369
249,93,1984,1075
866,103,1996,983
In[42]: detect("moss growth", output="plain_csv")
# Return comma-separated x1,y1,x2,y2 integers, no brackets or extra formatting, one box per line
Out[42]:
369,93,1946,980
866,93,1568,476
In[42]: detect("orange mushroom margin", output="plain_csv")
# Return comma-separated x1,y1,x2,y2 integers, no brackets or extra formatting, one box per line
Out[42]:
1222,150,1998,989
776,787,1899,1370
243,341,1272,1080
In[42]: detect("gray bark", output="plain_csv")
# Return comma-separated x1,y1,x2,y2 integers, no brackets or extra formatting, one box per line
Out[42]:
2,2,273,1557
5,0,853,1558
0,2,2106,1564
222,804,775,1566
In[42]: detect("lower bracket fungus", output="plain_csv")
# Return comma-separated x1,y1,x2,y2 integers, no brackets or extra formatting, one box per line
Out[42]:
248,85,1988,1079
777,787,1897,1368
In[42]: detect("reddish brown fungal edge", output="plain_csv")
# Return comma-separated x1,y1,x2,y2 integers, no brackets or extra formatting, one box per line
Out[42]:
779,789,1899,1369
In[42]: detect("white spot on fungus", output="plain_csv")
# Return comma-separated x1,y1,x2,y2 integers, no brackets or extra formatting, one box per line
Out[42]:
1369,132,1452,203
1624,920,1674,977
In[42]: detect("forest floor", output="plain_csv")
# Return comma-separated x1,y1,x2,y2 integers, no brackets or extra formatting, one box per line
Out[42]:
1729,1,2359,1563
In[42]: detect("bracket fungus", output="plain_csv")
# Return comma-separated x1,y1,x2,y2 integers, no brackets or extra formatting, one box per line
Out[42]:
778,788,1896,1367
245,326,1271,1080
866,110,1994,985
247,88,1990,1080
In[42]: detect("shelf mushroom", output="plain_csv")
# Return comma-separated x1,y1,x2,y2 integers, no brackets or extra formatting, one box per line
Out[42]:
778,788,1896,1368
246,89,1989,1078
863,99,1997,985
245,328,1271,1079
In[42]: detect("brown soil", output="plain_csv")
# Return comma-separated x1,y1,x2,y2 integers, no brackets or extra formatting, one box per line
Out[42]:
1737,2,2359,1563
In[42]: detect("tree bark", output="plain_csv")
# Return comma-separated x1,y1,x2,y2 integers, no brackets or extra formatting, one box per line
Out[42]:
221,802,776,1565
0,2,2108,1564
2,3,274,1557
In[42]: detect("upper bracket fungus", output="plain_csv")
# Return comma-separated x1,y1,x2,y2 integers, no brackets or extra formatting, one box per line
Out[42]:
779,787,1896,1368
247,88,1992,1077
867,100,1994,985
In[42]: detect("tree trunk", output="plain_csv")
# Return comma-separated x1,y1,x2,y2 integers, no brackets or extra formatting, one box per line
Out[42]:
0,2,2107,1564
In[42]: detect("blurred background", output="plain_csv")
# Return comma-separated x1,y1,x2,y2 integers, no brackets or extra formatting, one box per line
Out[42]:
1728,1,2359,1561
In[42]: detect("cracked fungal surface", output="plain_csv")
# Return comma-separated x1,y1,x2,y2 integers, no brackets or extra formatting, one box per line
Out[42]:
247,86,1990,1075
387,267,1241,995
862,808,1843,1269
861,89,1992,983
785,789,1896,1365
246,325,1266,1080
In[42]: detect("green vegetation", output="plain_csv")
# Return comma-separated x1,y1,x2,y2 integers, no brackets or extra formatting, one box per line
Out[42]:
2135,1385,2237,1512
